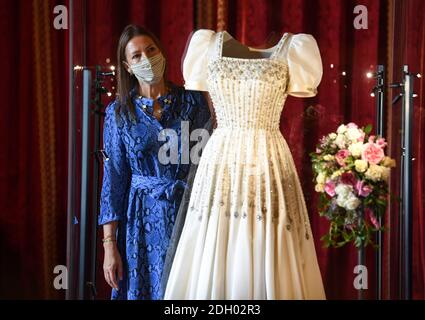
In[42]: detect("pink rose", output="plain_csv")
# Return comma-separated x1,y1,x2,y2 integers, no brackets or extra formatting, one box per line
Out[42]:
368,135,376,143
347,122,358,129
366,208,380,228
325,180,336,197
341,172,357,186
316,148,322,154
376,137,387,149
335,149,350,166
355,180,373,197
357,132,366,142
362,142,385,164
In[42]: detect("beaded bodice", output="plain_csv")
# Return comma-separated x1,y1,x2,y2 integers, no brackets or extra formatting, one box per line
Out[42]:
206,31,290,131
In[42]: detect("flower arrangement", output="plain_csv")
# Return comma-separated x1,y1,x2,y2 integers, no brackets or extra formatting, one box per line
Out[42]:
310,123,396,248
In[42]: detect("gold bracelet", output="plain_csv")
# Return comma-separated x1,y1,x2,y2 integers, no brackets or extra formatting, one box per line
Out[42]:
102,239,117,244
102,236,116,243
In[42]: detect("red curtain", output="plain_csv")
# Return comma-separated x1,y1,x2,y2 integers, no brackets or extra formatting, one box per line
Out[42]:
0,0,423,300
0,0,69,299
409,0,425,300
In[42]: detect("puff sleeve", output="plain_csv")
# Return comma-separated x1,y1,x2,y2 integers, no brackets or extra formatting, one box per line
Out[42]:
182,29,215,91
286,34,323,98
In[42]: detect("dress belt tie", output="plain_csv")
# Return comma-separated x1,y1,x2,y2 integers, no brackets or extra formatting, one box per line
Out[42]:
130,174,187,201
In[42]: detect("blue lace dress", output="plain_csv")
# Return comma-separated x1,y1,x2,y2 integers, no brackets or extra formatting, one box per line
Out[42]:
98,83,210,300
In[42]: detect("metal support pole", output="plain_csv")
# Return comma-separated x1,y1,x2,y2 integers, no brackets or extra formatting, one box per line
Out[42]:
66,0,75,300
358,207,365,300
391,65,415,300
374,65,385,300
401,65,413,300
86,66,110,300
78,69,92,299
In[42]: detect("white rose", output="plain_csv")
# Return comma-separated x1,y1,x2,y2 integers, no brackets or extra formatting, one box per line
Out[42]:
315,183,325,192
345,195,361,210
365,164,383,181
336,195,348,208
335,184,352,198
336,192,361,210
329,132,337,140
354,159,368,173
334,134,347,149
348,142,364,157
346,127,363,142
331,169,343,179
323,154,335,161
316,172,326,184
337,124,347,134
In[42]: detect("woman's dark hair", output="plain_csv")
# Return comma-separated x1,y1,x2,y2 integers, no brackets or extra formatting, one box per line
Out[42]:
116,24,168,121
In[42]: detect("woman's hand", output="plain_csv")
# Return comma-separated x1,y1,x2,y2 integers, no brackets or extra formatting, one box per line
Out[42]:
103,242,123,290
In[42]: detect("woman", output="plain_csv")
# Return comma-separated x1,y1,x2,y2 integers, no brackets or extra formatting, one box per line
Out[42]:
98,24,210,300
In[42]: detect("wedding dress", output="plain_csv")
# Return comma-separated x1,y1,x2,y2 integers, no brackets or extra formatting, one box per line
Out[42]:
164,29,326,299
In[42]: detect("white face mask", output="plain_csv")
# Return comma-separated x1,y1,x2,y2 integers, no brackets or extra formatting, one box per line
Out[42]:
129,52,166,84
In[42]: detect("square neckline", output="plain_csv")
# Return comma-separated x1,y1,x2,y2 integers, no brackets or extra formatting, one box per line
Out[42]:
219,30,289,62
